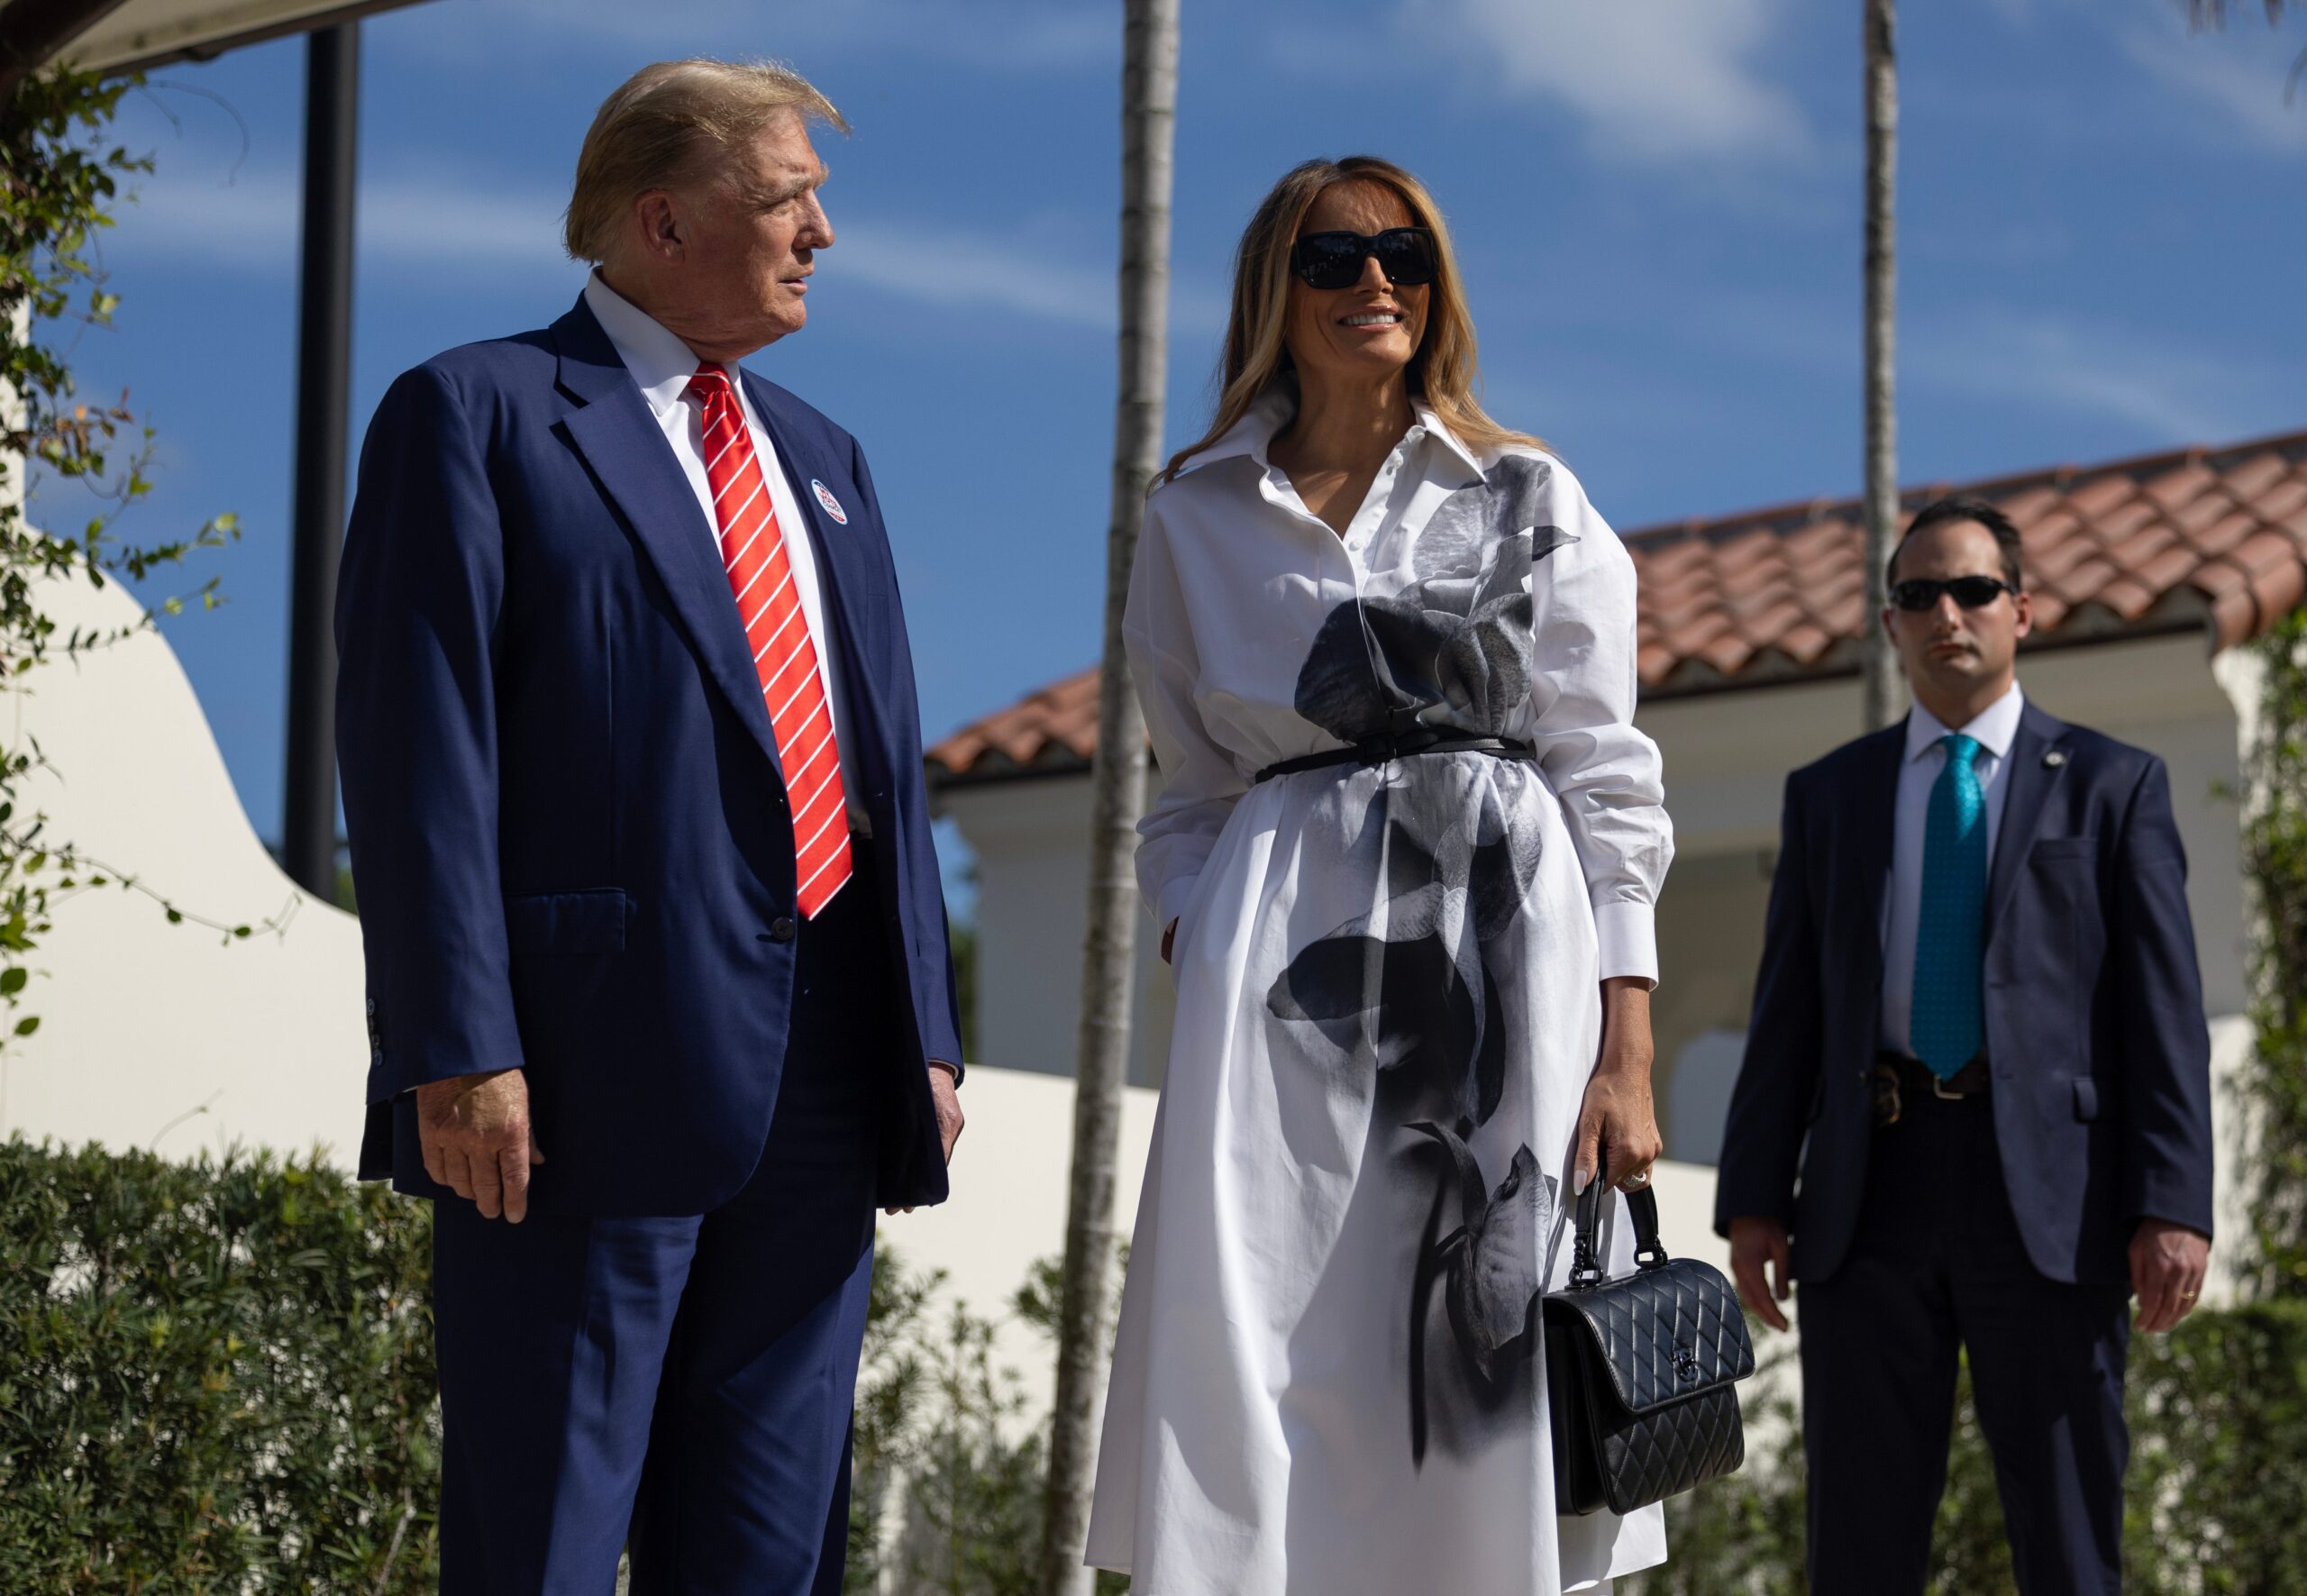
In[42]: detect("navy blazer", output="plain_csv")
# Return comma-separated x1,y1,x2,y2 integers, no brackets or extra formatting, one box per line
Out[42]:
337,295,962,1217
1712,699,2214,1284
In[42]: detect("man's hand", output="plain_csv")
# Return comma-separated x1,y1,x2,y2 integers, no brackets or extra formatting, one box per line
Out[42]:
930,1066,964,1162
2130,1219,2210,1334
1728,1216,1793,1333
886,1065,965,1216
415,1068,543,1223
1573,977,1664,1198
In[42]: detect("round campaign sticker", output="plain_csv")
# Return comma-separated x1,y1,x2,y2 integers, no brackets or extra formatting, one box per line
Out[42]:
811,479,849,524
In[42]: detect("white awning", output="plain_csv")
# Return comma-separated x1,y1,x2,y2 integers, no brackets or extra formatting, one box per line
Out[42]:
60,0,432,74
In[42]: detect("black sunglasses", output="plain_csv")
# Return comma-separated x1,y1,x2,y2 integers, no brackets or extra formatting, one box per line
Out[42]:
1290,227,1439,290
1889,575,2019,612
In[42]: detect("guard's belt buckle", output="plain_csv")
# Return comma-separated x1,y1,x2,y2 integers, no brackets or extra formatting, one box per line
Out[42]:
1870,1062,1903,1128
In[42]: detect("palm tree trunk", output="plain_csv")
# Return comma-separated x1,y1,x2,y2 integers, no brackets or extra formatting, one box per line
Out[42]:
1036,3,1179,1592
1862,0,1905,731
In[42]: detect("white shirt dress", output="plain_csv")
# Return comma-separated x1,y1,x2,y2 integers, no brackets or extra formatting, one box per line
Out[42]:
1085,387,1675,1595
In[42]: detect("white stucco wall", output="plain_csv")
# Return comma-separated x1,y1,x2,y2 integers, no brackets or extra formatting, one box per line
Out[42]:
938,772,1176,1089
0,571,369,1163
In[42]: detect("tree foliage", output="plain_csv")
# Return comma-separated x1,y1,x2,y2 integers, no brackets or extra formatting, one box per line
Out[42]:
1626,1301,2307,1594
0,68,254,1052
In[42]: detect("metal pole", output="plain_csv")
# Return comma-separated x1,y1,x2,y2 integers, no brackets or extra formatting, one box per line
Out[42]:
282,23,358,898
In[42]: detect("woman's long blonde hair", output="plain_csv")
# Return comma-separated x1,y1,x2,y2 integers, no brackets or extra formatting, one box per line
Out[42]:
1161,156,1537,484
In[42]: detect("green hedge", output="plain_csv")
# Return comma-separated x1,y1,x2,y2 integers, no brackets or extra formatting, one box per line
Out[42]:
0,1139,437,1592
1628,1300,2307,1594
0,1139,1092,1596
13,1137,2304,1593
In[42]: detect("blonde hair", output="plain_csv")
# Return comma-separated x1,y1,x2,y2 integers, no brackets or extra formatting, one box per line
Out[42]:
564,58,848,264
1163,156,1538,484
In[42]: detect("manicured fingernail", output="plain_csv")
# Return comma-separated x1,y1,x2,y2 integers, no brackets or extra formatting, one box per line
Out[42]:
1574,1169,1590,1195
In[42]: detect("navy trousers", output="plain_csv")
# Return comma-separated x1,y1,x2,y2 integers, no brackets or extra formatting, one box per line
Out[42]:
432,849,892,1596
1798,1084,2131,1595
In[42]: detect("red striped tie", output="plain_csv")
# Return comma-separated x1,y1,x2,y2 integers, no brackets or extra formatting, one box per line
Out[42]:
688,364,853,917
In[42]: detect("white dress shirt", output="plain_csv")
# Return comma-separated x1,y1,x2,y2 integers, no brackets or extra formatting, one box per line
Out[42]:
1879,679,2026,1053
582,272,867,832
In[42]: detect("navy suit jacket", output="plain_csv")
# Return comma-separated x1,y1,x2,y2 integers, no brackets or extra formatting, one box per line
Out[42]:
1712,698,2214,1285
337,295,962,1217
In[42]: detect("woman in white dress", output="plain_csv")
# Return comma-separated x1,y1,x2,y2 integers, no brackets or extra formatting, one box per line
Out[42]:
1084,157,1675,1594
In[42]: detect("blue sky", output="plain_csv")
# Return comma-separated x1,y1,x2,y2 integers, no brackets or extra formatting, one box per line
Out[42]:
52,0,2307,886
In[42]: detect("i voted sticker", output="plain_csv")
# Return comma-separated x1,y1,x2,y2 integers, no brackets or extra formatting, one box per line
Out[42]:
811,479,849,524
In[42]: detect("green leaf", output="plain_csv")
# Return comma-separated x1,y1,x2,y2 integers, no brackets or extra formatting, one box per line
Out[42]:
14,1017,38,1035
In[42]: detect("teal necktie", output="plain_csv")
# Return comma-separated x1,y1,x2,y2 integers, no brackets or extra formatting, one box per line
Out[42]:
1910,733,1987,1079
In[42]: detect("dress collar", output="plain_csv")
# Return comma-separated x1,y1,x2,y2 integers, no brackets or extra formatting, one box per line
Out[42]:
1173,382,1487,485
581,270,730,419
1905,679,2026,765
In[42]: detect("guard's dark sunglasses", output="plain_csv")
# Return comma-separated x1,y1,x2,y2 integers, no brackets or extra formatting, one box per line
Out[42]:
1889,575,2019,612
1290,227,1439,290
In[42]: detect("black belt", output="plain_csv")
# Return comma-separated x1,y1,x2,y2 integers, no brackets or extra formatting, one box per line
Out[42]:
1872,1050,1990,1128
1254,731,1536,784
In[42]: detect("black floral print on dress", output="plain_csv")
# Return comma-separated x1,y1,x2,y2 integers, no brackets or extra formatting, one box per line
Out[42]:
1262,454,1579,1464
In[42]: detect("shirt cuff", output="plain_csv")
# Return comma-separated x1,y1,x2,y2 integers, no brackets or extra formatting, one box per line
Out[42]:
1592,898,1659,989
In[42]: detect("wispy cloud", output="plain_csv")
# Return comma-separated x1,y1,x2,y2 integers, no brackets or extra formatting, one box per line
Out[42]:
399,0,1113,75
1649,285,2285,443
2120,21,2307,154
108,168,567,272
1906,306,2284,442
102,168,1228,336
1392,0,1812,164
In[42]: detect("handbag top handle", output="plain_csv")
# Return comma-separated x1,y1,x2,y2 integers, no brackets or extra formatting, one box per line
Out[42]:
1566,1151,1671,1290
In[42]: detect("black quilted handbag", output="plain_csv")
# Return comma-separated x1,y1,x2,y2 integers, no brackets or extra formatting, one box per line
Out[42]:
1542,1162,1755,1516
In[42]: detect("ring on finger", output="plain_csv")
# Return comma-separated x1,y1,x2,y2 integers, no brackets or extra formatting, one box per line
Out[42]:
1620,1169,1650,1190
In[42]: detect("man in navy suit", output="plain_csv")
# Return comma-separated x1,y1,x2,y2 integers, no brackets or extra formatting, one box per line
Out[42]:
1713,497,2213,1593
336,59,965,1594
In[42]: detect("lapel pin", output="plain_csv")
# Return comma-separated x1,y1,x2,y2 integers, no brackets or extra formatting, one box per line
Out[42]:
810,479,850,525
2043,749,2067,768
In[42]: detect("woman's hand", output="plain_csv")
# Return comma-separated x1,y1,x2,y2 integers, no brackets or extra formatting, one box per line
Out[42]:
1573,976,1663,1197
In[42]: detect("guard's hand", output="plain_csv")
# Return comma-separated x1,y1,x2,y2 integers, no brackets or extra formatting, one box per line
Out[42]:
1573,977,1663,1199
2129,1219,2210,1334
415,1068,544,1223
886,1065,965,1216
1728,1216,1793,1333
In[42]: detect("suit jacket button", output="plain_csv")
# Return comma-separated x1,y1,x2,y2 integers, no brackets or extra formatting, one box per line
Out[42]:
769,917,798,943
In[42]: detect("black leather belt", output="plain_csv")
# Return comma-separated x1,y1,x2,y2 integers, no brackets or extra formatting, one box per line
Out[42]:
1872,1050,1991,1129
1254,731,1536,785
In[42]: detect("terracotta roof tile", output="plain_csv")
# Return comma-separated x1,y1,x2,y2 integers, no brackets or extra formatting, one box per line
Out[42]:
2141,462,2219,511
2185,510,2262,559
930,426,2307,783
2257,478,2307,524
2217,451,2293,501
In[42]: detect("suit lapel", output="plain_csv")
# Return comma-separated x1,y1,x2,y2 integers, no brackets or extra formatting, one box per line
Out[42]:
1850,722,1906,984
742,371,896,774
1985,699,2070,944
552,298,786,787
